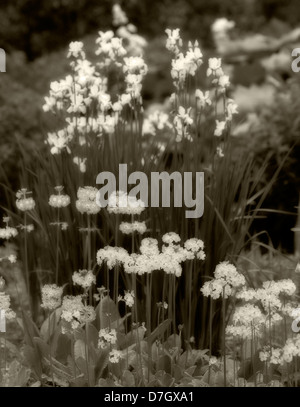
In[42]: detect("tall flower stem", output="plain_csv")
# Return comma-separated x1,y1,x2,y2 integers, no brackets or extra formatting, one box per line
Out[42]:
55,208,60,285
48,312,55,386
222,291,227,387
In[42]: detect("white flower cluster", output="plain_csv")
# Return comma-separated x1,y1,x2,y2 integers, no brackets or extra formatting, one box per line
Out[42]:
109,349,123,364
41,284,63,310
119,221,147,235
49,188,70,208
107,191,145,215
96,31,127,68
123,56,148,99
98,327,117,349
201,261,246,299
97,246,130,270
169,38,203,88
259,337,300,365
76,187,100,215
0,292,16,319
16,189,35,212
61,295,96,331
123,290,135,308
97,234,205,277
142,111,172,136
0,226,18,240
72,269,96,290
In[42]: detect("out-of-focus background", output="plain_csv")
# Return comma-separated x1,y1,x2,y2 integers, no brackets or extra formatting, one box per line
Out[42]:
0,0,300,253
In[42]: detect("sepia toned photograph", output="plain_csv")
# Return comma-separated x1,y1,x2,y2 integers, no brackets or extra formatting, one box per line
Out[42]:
0,0,300,390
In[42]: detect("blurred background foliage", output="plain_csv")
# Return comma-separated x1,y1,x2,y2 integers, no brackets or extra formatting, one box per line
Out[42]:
0,0,300,252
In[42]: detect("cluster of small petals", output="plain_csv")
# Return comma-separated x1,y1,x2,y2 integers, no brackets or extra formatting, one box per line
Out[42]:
96,31,127,67
0,226,18,240
76,187,100,215
97,246,130,270
140,238,160,256
41,284,63,310
0,292,16,319
119,221,147,235
72,269,96,290
226,325,252,340
232,304,264,327
47,130,72,155
107,191,145,215
262,279,296,297
109,349,123,363
49,193,70,208
214,261,246,288
162,232,181,245
124,290,135,308
201,279,232,299
98,328,117,349
16,189,35,212
259,346,283,365
61,295,95,331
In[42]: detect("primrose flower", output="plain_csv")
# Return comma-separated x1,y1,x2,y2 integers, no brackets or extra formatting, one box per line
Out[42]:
124,290,135,308
72,269,96,290
16,189,35,212
0,292,16,319
0,226,18,240
109,349,123,364
49,187,70,208
97,246,130,270
61,295,95,331
76,187,100,215
119,221,147,235
41,284,63,310
98,328,117,349
107,191,145,215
